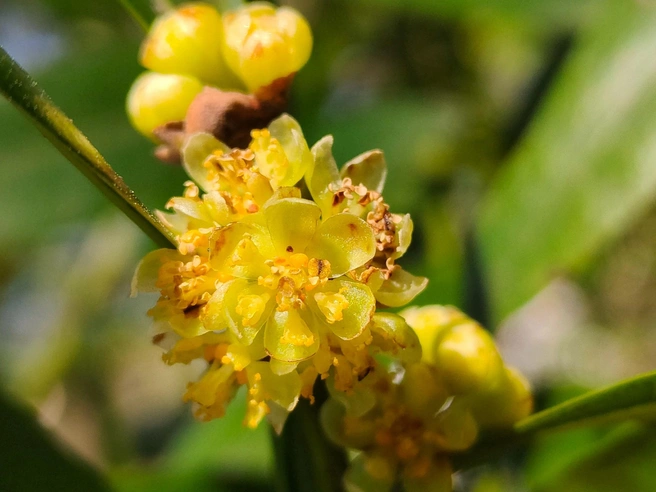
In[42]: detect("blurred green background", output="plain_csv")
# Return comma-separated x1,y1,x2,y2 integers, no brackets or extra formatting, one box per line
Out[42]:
2,0,656,490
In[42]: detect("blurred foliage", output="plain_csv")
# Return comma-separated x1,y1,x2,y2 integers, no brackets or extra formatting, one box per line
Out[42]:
0,389,109,491
2,0,656,491
477,1,656,322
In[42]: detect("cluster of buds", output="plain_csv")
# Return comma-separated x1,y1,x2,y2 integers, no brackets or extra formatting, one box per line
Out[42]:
128,4,532,491
126,2,313,157
321,305,533,491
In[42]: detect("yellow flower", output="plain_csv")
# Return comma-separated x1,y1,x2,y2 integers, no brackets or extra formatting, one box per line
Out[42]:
133,116,430,428
321,306,533,492
321,364,460,492
306,135,428,308
206,194,378,366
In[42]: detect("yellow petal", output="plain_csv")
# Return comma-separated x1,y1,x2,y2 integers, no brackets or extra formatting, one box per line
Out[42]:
264,308,319,362
263,197,321,255
391,214,413,260
131,248,183,297
374,267,428,307
370,312,422,363
246,361,302,411
182,132,230,191
306,214,376,276
307,135,341,214
224,279,274,344
340,149,387,193
310,279,375,340
268,114,313,186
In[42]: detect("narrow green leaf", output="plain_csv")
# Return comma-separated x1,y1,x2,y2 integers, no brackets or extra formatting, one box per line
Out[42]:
0,391,110,491
528,423,656,492
0,46,176,249
516,371,656,435
453,370,656,470
477,2,656,321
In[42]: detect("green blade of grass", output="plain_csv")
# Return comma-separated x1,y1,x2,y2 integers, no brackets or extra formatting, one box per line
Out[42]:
0,46,176,249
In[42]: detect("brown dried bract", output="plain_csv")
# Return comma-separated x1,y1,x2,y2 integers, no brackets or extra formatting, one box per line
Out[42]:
152,74,294,163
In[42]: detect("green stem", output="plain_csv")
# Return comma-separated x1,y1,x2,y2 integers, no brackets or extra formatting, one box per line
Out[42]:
272,381,347,492
117,0,151,32
0,47,176,249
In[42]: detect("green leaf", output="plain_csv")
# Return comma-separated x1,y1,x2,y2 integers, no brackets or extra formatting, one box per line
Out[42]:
529,422,656,492
476,2,656,321
516,371,656,435
0,46,176,249
453,370,656,470
0,391,110,491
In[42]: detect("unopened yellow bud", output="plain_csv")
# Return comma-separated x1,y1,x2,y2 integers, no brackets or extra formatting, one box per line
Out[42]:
470,366,533,428
435,323,504,394
126,71,203,139
401,363,448,419
399,305,469,365
222,3,312,92
140,2,238,87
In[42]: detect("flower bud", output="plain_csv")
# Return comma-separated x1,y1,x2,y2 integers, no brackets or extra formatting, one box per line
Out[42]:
126,71,203,139
140,3,239,87
435,322,504,395
399,305,468,365
469,366,533,428
221,3,312,92
401,363,448,420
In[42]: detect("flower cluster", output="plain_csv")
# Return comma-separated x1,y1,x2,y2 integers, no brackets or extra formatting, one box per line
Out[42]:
126,2,312,142
133,114,427,430
321,305,533,492
129,5,533,491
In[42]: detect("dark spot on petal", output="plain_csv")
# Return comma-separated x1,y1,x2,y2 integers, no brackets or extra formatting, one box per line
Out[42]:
183,304,202,317
286,245,294,252
348,222,357,233
152,333,166,344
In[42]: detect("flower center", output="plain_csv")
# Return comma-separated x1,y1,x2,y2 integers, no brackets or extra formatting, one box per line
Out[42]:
257,254,331,311
157,255,216,310
204,148,269,215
